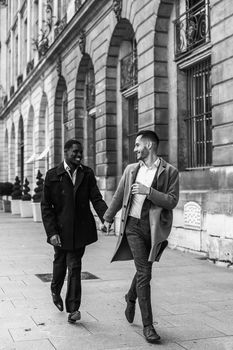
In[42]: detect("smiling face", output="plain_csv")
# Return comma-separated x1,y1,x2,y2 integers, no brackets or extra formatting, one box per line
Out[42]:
134,135,150,162
65,143,83,168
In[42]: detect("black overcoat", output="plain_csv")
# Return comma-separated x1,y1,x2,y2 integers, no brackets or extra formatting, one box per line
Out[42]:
41,162,108,250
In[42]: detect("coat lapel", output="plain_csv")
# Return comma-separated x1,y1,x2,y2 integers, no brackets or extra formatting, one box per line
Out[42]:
129,164,140,186
157,158,166,178
56,162,67,177
124,164,140,209
74,167,84,195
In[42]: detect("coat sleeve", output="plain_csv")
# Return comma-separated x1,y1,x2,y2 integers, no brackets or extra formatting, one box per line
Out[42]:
41,172,59,243
103,167,127,222
147,167,179,210
89,170,108,223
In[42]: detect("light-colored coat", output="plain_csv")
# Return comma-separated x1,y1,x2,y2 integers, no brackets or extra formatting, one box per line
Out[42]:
103,158,179,263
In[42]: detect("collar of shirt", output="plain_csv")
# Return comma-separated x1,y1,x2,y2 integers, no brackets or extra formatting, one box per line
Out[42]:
63,160,82,185
63,160,82,172
139,157,160,170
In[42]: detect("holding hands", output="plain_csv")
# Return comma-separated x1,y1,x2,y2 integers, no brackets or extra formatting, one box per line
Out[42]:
100,221,112,234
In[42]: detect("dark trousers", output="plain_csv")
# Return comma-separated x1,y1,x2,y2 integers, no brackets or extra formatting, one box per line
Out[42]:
51,246,85,313
125,216,153,327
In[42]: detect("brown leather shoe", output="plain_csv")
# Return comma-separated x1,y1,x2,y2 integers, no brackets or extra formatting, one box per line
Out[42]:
125,294,136,323
143,325,161,343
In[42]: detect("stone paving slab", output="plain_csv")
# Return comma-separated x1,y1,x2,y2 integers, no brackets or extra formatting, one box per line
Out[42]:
1,212,233,349
5,339,55,350
180,336,233,350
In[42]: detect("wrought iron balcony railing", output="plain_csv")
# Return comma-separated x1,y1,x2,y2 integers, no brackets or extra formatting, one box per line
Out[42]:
120,51,138,91
174,0,210,58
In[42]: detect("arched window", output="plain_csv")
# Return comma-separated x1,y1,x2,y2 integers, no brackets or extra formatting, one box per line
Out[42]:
119,38,138,168
18,117,24,183
85,61,96,171
61,90,68,151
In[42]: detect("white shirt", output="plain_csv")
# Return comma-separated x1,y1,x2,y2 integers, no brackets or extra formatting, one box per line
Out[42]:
129,158,160,219
64,160,78,185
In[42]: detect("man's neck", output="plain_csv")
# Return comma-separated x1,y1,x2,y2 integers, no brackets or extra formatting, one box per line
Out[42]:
143,154,158,168
65,160,78,174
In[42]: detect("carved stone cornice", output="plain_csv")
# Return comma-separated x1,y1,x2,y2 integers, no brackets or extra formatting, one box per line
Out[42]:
47,0,53,10
54,14,67,38
112,0,122,21
75,0,82,12
78,30,86,54
0,0,7,6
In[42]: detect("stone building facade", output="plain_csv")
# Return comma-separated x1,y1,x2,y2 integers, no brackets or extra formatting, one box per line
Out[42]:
0,0,233,262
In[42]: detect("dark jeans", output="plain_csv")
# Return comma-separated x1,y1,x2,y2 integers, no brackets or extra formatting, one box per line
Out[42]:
125,216,153,327
51,246,85,313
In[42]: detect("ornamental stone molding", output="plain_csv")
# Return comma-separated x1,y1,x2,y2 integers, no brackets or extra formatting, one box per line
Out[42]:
54,14,67,38
56,56,62,77
112,0,122,21
46,0,53,30
78,30,86,54
0,0,7,6
184,201,202,230
75,0,82,12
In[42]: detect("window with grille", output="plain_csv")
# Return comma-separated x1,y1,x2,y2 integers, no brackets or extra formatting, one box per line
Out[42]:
186,59,212,168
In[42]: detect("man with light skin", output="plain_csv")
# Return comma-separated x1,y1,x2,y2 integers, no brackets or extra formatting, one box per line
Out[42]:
41,139,107,324
103,130,179,344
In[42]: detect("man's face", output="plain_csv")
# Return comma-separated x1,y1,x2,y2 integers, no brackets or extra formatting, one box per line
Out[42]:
65,144,83,167
134,135,149,161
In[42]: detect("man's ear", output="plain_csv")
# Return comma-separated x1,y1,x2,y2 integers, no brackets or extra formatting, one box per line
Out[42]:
147,141,153,150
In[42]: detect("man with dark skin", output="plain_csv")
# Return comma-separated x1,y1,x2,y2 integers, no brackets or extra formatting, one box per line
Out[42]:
41,139,107,323
103,130,179,343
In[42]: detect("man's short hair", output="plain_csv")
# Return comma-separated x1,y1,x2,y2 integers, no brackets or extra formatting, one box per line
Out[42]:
64,139,82,151
136,130,159,149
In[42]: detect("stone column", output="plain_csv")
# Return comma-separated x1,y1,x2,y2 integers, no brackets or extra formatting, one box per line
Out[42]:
54,0,59,21
17,11,22,75
10,30,14,87
38,0,43,38
10,0,14,87
27,0,31,62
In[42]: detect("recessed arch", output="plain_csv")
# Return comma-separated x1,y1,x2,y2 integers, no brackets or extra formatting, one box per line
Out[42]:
54,76,67,165
4,129,9,181
38,92,50,175
75,54,96,170
10,122,16,182
25,105,35,188
106,18,137,180
18,115,24,183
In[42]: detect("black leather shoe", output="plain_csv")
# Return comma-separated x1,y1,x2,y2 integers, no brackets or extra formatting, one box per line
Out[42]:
125,294,136,323
143,325,161,343
51,293,63,312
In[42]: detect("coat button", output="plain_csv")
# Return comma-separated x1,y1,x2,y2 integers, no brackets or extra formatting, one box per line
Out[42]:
121,219,124,222
123,204,127,208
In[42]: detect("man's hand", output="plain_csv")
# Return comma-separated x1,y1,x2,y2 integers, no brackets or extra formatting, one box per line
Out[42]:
103,221,112,234
131,182,150,195
50,234,61,247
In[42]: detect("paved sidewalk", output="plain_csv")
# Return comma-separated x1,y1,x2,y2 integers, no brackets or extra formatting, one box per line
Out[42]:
0,212,233,350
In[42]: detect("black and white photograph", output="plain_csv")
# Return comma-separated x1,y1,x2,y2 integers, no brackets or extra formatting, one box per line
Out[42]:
0,0,232,349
